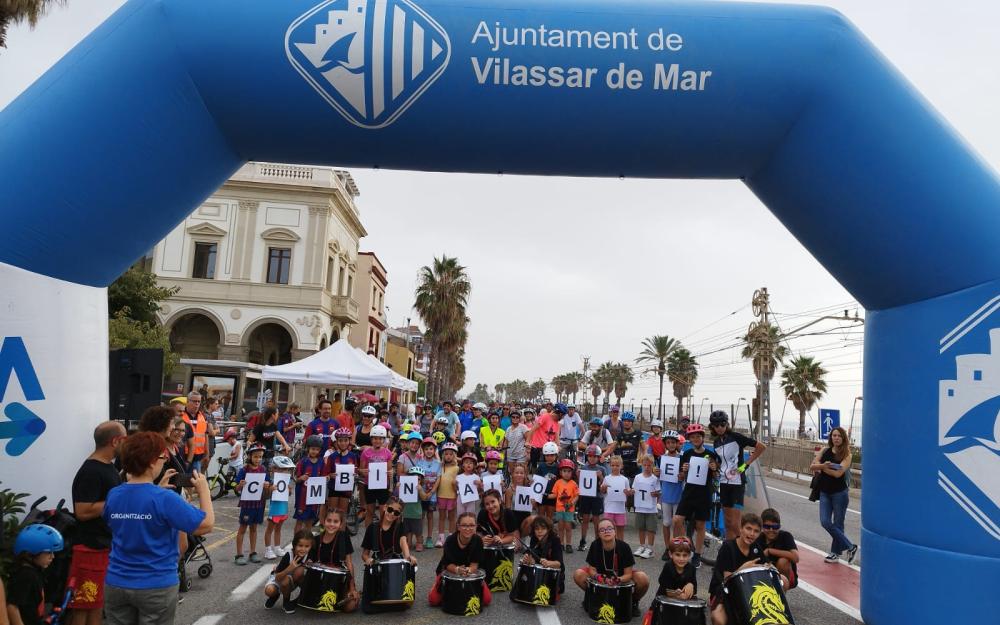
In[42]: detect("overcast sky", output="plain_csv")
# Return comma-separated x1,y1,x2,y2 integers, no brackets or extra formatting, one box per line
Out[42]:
4,1,999,436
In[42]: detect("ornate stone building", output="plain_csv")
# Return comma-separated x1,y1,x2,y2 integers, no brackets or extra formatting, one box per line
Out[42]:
150,162,367,406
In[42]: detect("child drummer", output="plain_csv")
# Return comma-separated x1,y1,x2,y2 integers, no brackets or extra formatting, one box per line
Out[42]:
427,512,492,609
574,517,650,616
520,515,565,596
641,537,698,625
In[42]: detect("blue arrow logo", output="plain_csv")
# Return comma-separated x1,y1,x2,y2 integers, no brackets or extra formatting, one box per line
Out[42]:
1,402,46,456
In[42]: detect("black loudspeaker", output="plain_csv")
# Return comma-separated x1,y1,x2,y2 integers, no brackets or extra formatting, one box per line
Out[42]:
109,348,163,424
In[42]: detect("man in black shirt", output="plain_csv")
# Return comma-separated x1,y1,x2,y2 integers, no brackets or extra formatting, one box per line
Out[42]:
708,411,766,540
69,421,125,625
615,413,643,480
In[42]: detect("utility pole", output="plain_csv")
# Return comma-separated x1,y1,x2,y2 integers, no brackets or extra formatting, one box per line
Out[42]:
582,356,591,417
750,288,772,441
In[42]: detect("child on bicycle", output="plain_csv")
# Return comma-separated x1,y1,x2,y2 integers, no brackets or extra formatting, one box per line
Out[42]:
225,427,243,473
264,530,314,613
7,525,64,625
265,455,295,560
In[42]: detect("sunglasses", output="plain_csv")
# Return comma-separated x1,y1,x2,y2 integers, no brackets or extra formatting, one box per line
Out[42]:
762,523,781,530
385,508,402,516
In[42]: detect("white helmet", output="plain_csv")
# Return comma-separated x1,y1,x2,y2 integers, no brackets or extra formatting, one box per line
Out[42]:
542,442,559,456
271,455,295,470
461,430,476,440
650,419,664,429
370,425,387,438
473,402,487,411
361,405,377,416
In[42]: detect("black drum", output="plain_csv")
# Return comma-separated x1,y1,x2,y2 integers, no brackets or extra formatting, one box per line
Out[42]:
299,564,350,612
364,559,416,605
651,596,706,625
440,570,487,616
723,565,795,625
585,579,634,624
511,564,560,606
482,545,515,591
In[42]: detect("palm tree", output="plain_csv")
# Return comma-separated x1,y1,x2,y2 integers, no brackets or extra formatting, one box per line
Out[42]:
414,256,471,403
494,383,505,402
594,362,617,411
741,322,788,434
566,372,583,404
551,375,567,402
780,356,828,437
1,1,62,48
636,335,682,420
613,363,634,408
667,349,698,424
530,379,547,400
507,379,529,403
589,378,602,415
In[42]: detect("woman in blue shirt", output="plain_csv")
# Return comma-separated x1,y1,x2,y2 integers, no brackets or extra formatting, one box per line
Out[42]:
104,431,214,625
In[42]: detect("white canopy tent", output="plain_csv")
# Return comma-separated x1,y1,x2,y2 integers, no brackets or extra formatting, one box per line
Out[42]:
355,347,419,392
261,339,396,387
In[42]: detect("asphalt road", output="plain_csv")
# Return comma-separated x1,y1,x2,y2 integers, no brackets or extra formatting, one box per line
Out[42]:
174,475,863,625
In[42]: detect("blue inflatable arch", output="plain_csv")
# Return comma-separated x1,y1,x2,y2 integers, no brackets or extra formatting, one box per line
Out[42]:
2,1,999,623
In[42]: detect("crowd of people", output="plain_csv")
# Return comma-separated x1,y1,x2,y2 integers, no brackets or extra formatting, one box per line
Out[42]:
3,394,858,625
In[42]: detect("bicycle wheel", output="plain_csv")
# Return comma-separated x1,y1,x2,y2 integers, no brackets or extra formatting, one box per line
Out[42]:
209,474,227,500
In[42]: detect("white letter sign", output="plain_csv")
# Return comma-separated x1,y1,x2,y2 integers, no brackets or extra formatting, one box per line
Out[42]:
530,475,549,503
660,455,680,483
399,475,419,503
369,461,388,489
306,476,327,504
687,456,709,486
270,474,291,502
579,470,598,497
457,474,480,503
240,473,265,502
514,486,534,512
334,464,355,491
482,473,503,494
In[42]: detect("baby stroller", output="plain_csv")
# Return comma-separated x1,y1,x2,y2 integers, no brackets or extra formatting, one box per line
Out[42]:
178,533,213,591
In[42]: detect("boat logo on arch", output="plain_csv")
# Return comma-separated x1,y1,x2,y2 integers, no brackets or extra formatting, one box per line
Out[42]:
938,296,1000,541
285,0,451,129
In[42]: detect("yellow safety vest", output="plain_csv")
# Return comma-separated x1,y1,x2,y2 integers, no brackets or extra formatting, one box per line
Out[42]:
182,412,208,455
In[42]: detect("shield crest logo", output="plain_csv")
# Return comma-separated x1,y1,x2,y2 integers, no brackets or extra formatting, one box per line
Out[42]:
285,0,450,129
938,297,1000,541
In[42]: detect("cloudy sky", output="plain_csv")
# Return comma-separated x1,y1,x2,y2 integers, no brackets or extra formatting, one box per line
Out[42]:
4,1,999,437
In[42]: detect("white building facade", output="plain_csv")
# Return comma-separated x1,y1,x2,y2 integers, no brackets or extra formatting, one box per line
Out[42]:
151,162,367,403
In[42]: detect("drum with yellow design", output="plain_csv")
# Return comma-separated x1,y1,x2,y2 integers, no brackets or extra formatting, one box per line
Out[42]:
585,579,634,624
511,564,561,606
722,565,794,625
364,558,416,606
441,570,487,616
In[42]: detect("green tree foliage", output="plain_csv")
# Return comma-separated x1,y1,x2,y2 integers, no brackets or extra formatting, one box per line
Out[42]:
107,266,180,375
467,383,491,404
109,311,178,375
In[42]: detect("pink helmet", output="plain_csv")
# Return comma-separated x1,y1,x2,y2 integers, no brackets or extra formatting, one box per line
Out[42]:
485,450,502,461
334,427,353,439
585,444,601,456
379,421,392,431
224,427,238,442
686,423,705,435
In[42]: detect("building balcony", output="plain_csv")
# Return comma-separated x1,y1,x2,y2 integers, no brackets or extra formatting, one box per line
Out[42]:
329,295,360,324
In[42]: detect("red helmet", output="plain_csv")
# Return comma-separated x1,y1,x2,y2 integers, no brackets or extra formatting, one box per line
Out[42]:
223,427,238,442
558,459,576,471
686,423,705,435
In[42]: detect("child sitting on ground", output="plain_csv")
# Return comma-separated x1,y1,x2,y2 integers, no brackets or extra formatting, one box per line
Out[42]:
264,530,314,613
642,537,697,625
754,508,798,589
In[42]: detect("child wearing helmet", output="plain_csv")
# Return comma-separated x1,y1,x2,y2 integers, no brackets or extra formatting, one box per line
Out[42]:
671,423,721,569
478,412,506,468
503,410,529,472
576,444,607,551
402,466,432,553
236,444,272,565
659,430,684,560
416,438,441,549
549,459,579,552
534,442,562,522
435,443,459,546
455,453,483,518
616,412,643,481
8,525,63,625
480,450,506,491
265,456,295,560
458,430,481,464
645,420,666,462
293,436,330,535
224,427,244,473
325,428,359,525
360,425,394,524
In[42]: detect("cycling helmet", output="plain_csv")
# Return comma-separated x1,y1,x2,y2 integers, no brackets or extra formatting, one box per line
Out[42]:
224,426,239,442
441,442,458,452
271,455,295,470
589,417,603,427
408,431,424,441
558,459,575,470
585,444,601,456
686,423,705,435
485,450,502,461
461,430,476,440
567,403,576,409
361,405,377,416
422,436,437,446
247,443,266,454
344,397,358,410
460,453,478,463
370,425,387,438
14,525,64,555
523,407,536,415
622,411,635,421
305,435,324,449
541,442,559,456
664,430,680,440
334,427,353,439
473,402,487,411
610,405,620,413
553,403,567,415
378,421,392,431
408,465,425,476
402,423,413,432
432,431,447,444
709,410,730,426
650,419,664,430
435,415,449,424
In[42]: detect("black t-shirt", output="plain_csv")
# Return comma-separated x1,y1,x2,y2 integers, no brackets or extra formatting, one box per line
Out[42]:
477,508,518,536
309,530,354,566
361,521,403,559
657,561,697,595
72,458,122,549
817,448,848,494
679,448,721,500
436,532,484,574
253,422,280,455
7,563,45,625
615,429,643,463
710,539,764,597
585,539,635,577
754,530,798,577
528,534,564,570
713,431,757,486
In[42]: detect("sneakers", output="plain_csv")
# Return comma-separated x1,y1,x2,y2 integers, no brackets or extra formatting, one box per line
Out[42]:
565,544,574,554
692,552,702,569
264,546,277,560
234,554,248,566
282,597,296,614
632,545,644,556
249,552,262,564
637,546,653,559
578,539,587,551
846,545,859,564
424,536,435,549
273,545,286,557
824,552,840,563
435,534,444,548
264,595,278,609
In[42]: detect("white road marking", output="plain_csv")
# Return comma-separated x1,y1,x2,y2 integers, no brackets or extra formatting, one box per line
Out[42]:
766,484,861,515
229,564,273,602
191,615,226,625
795,579,863,622
536,605,563,625
796,539,863,573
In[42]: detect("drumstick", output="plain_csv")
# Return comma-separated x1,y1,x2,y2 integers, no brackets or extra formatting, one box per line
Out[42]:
516,537,543,561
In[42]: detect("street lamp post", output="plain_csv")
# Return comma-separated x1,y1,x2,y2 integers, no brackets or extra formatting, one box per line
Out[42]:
848,396,863,444
698,398,708,422
734,397,747,429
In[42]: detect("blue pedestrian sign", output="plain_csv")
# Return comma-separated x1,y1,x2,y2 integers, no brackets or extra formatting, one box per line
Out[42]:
819,408,840,440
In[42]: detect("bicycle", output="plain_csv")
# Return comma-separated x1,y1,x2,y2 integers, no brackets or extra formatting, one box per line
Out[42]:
207,457,238,500
685,475,724,565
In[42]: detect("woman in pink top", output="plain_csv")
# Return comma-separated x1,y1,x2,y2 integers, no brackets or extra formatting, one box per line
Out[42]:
360,425,395,522
528,409,559,470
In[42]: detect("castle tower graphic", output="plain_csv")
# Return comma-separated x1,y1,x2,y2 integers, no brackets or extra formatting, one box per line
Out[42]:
939,326,1000,540
286,0,450,128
